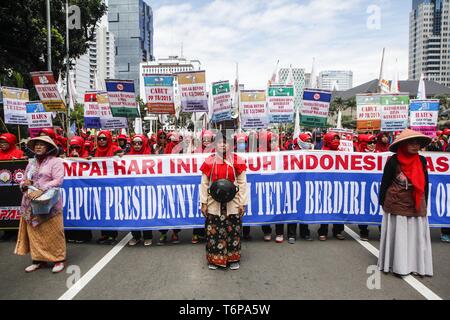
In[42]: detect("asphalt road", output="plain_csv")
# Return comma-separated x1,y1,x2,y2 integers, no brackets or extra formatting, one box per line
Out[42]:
0,226,448,300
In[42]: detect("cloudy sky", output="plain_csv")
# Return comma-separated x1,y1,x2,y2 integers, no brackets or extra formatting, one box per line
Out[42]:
151,0,411,89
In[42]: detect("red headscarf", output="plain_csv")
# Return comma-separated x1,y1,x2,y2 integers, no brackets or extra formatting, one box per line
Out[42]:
128,134,151,155
322,132,340,151
39,128,56,140
358,134,376,153
95,130,122,157
375,133,390,153
200,153,247,183
0,133,24,160
397,144,426,211
69,136,89,158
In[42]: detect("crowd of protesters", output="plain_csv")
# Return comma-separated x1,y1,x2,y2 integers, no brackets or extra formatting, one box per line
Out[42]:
1,125,450,273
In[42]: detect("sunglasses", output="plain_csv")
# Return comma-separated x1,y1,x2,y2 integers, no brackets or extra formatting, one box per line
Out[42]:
70,146,81,149
367,141,376,145
98,137,107,141
133,141,143,146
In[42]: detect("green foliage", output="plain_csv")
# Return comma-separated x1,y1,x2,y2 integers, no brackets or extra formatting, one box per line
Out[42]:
0,0,107,97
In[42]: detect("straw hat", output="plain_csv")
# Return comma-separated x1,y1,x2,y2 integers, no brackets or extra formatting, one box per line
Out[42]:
27,135,58,151
389,129,432,152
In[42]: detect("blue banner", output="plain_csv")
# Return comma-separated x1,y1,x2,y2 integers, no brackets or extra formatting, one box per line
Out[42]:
61,152,450,230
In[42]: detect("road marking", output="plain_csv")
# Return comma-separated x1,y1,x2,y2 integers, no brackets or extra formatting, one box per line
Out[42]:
344,226,442,301
58,233,133,300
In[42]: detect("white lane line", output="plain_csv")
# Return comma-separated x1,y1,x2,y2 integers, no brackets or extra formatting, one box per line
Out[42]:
58,232,133,300
344,226,443,301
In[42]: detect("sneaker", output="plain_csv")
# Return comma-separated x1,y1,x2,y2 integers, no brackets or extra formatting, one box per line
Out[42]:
360,234,369,242
171,233,180,244
158,234,168,246
67,239,76,244
104,237,117,245
75,240,89,244
25,263,44,273
334,233,345,240
96,236,109,244
288,237,296,244
144,239,153,247
208,264,218,270
191,235,200,244
229,262,240,270
302,235,313,241
263,234,272,242
275,235,284,243
52,262,65,273
128,238,140,247
319,235,327,241
441,234,450,243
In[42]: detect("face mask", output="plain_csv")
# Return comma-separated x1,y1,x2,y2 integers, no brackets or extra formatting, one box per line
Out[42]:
237,143,246,152
298,141,313,150
331,140,341,150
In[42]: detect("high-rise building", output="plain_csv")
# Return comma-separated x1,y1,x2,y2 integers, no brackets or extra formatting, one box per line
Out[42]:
409,0,450,86
108,0,154,92
278,67,306,114
318,70,353,91
71,23,116,102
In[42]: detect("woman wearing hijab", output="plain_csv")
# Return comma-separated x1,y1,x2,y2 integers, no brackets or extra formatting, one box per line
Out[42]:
153,130,168,155
287,132,314,243
127,134,154,247
191,131,216,244
375,132,390,153
14,136,66,273
0,133,25,160
95,130,123,245
0,133,25,242
194,130,215,154
378,129,433,277
318,132,346,241
65,136,93,244
117,134,130,154
200,132,248,270
258,131,285,242
68,136,90,158
357,134,377,241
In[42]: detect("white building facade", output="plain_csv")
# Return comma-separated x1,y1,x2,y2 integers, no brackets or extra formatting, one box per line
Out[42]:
318,70,353,91
71,23,116,102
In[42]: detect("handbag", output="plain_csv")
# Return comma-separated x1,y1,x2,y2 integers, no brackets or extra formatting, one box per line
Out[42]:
27,186,60,215
26,159,60,215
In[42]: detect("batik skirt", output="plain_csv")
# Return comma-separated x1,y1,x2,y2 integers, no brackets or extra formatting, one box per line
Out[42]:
205,205,242,267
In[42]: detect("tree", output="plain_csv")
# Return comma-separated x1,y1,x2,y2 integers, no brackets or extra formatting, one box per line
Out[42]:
0,0,107,98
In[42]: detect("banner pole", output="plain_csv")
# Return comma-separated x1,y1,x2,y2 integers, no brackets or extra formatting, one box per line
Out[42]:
0,117,9,133
17,125,21,146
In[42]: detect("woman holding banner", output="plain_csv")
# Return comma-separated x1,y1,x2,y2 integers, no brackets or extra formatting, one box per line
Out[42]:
378,129,433,277
0,133,25,242
200,131,248,270
259,131,285,243
318,131,346,241
287,132,314,243
14,136,66,273
65,136,93,244
357,134,377,242
127,134,154,247
94,130,123,245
